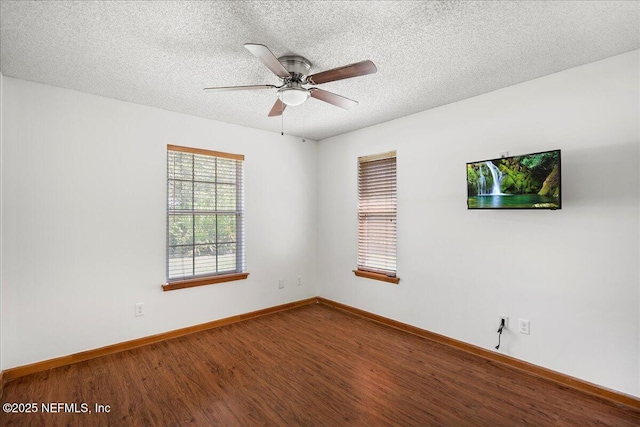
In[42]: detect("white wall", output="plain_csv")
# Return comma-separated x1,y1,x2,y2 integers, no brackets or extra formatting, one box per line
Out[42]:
0,72,4,374
317,51,640,396
0,77,317,368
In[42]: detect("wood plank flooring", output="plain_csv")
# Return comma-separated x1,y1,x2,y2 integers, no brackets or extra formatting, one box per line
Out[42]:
2,303,639,426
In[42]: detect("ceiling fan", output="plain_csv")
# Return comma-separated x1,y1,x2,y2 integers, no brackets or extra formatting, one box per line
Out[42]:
204,44,377,117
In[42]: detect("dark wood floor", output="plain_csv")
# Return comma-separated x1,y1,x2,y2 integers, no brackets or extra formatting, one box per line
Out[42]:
2,303,639,426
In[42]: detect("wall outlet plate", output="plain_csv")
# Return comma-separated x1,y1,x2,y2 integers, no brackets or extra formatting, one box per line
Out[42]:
135,302,145,317
519,319,530,335
278,279,284,289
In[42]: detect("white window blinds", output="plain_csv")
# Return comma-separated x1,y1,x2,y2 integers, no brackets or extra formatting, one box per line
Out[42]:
357,151,397,277
167,145,245,282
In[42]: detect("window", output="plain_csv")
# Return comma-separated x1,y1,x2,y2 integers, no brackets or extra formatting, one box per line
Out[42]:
354,151,399,284
164,145,248,291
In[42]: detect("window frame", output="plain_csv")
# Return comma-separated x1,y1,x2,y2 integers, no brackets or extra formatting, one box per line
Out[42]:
353,150,399,284
163,144,248,291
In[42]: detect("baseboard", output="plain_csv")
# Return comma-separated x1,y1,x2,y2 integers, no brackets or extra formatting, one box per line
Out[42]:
3,297,317,382
4,295,639,410
316,297,640,410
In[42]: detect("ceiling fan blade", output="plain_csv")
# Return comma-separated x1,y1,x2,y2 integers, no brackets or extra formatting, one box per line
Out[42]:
204,84,276,92
268,98,287,117
244,43,290,79
310,88,358,110
307,60,377,85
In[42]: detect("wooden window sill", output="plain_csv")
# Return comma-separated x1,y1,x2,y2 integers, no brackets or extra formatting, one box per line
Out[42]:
353,269,400,284
163,273,249,291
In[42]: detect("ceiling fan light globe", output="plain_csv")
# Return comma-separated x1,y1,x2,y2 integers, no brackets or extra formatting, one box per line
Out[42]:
277,87,310,106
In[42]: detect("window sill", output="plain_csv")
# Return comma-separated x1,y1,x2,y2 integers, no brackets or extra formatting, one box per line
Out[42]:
163,273,249,291
353,269,400,284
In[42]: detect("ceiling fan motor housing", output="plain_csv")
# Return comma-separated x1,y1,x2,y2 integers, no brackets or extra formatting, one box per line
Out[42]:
276,55,312,106
278,55,312,82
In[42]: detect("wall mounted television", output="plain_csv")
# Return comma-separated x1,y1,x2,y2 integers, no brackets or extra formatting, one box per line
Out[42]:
467,149,561,210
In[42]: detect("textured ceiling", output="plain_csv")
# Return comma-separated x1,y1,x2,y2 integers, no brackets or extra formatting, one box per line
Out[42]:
1,1,639,141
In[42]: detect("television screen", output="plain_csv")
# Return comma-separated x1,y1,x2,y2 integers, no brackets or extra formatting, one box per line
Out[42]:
467,149,561,209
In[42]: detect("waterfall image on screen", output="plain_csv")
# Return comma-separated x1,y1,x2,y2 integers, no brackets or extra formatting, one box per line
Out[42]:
467,150,561,209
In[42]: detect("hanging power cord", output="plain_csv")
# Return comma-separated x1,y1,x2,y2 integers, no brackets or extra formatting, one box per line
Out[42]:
495,318,506,350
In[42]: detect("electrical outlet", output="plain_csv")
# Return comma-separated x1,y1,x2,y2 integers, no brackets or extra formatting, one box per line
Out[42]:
278,279,284,289
499,315,509,328
519,319,530,335
135,302,145,317
297,276,302,286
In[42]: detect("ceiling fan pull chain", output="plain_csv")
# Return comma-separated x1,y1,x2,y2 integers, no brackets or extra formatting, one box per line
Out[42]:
281,100,284,136
302,101,306,143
